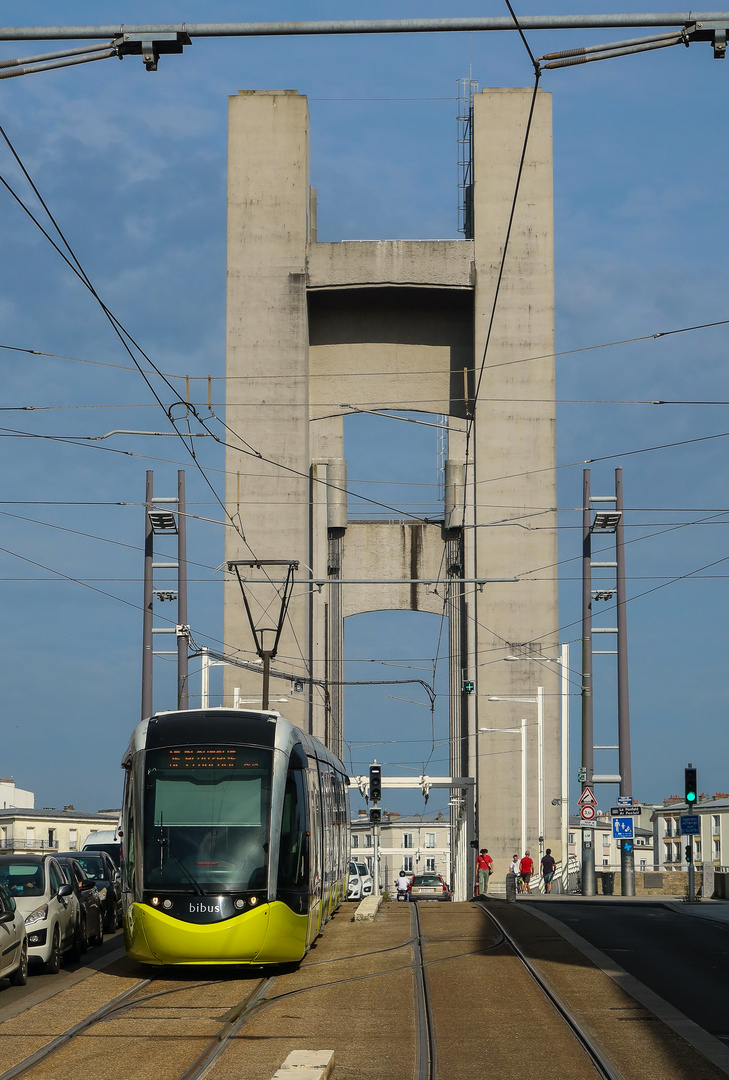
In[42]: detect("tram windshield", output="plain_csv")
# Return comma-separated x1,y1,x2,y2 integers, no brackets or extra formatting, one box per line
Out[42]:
143,746,272,893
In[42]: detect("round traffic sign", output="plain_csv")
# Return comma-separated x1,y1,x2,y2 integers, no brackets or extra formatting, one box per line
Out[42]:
580,804,596,821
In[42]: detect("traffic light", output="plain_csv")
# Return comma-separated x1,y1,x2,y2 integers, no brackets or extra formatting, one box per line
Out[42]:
369,808,382,824
685,765,698,805
369,763,382,803
685,844,692,864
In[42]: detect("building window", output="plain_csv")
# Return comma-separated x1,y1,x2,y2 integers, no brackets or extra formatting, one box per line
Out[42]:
713,815,720,831
424,833,435,849
425,857,436,872
602,833,610,847
714,840,721,860
640,860,646,871
402,833,413,849
568,833,575,845
665,819,673,837
602,859,609,866
403,856,413,873
664,846,672,862
69,829,77,851
351,835,358,849
695,841,702,859
364,834,373,848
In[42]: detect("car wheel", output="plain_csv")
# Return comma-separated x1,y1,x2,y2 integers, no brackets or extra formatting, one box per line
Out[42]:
68,918,84,962
44,926,61,974
91,913,103,947
9,942,28,986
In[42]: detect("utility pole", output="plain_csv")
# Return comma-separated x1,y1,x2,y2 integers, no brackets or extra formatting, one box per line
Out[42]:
616,467,635,896
581,469,596,895
141,470,154,720
177,470,189,710
141,470,189,718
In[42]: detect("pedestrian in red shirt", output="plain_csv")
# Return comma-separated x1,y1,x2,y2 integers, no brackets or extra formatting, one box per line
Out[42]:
519,850,534,894
476,848,493,896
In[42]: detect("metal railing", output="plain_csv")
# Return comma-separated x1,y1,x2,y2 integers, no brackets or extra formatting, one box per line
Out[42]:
0,838,59,851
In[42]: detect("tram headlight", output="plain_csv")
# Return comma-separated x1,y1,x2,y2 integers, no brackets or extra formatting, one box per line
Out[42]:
151,897,160,906
249,896,258,906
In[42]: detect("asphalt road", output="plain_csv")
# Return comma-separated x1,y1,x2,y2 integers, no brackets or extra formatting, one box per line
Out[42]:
535,902,729,1046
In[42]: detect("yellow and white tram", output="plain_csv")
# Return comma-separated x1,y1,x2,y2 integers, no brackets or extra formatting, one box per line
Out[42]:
120,708,350,966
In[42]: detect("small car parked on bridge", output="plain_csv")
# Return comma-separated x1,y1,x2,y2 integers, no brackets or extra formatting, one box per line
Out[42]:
408,873,451,902
0,854,81,972
56,856,104,951
59,849,121,933
0,883,28,986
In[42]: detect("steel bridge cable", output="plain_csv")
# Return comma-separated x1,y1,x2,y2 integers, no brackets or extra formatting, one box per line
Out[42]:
4,312,729,382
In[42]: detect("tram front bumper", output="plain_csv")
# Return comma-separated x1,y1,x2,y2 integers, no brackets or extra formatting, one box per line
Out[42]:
124,900,307,965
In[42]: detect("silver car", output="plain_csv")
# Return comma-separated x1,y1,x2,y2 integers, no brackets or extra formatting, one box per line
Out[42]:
0,855,80,972
0,883,27,986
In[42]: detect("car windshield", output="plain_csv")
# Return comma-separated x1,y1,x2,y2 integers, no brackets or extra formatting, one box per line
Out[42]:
0,859,44,898
72,855,107,879
356,863,368,876
413,876,441,887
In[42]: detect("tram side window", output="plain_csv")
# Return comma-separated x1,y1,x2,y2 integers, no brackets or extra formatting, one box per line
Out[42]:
278,766,308,890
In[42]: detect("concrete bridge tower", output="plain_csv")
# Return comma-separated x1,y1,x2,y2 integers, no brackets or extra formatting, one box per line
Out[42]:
223,87,560,888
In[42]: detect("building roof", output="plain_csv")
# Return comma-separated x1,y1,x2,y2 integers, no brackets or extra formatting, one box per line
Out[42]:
0,808,118,823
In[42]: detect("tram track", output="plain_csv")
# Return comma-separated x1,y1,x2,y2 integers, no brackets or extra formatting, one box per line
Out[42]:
411,903,436,1080
0,973,276,1080
477,902,623,1080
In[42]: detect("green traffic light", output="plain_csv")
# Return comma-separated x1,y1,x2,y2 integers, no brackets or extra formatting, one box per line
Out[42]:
687,791,696,802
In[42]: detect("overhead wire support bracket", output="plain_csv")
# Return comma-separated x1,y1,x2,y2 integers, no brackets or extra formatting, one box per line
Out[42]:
226,559,299,710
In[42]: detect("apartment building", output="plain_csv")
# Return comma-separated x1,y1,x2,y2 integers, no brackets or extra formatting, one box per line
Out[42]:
351,810,450,893
0,806,119,854
652,793,729,871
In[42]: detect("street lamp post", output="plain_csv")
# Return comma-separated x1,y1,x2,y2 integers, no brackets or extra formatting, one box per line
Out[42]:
478,721,527,854
485,689,544,861
503,646,570,889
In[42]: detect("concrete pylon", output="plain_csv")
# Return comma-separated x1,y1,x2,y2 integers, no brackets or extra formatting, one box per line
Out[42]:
223,88,560,873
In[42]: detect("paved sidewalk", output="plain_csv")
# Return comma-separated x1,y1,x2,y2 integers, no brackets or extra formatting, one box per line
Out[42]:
511,891,729,925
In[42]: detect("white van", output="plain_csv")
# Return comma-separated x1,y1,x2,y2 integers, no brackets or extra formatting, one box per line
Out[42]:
82,829,121,869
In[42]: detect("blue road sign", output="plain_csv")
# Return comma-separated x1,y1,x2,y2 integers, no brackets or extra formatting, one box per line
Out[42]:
680,814,700,835
612,817,634,840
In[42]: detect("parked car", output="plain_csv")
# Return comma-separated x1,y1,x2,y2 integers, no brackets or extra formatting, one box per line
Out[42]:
0,854,81,972
347,861,364,900
82,831,121,869
354,861,374,896
59,849,120,933
56,857,104,950
408,873,451,902
0,883,28,986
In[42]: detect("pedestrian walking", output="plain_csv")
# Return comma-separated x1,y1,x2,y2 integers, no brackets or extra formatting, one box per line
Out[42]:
541,848,556,893
476,848,493,896
519,850,534,894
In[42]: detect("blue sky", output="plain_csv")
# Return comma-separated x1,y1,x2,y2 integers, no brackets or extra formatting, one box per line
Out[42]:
1,3,728,817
